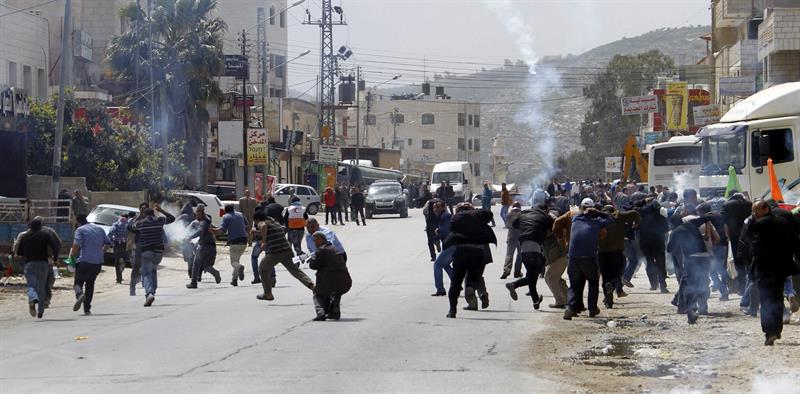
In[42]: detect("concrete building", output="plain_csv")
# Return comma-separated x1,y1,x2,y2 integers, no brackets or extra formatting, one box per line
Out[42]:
0,1,50,101
341,93,481,181
212,0,289,99
711,0,800,111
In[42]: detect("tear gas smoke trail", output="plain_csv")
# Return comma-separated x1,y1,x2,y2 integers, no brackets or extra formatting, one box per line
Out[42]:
483,0,561,189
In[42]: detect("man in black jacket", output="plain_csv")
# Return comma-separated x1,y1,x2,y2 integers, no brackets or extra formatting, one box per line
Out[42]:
721,193,752,294
637,198,670,293
503,203,554,310
751,200,800,345
15,218,61,318
350,186,366,226
308,232,352,321
443,203,496,318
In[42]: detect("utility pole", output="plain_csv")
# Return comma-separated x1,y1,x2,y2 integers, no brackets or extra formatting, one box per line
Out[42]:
51,0,72,198
355,66,361,165
134,0,140,133
391,107,400,150
238,29,251,193
364,91,372,147
148,0,155,148
257,7,268,196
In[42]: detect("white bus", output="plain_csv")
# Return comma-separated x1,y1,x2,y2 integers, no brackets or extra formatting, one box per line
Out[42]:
647,136,702,194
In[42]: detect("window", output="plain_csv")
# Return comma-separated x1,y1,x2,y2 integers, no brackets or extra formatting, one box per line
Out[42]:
392,113,404,124
407,138,413,146
752,128,794,167
365,114,376,125
474,115,480,127
422,139,435,149
274,55,285,78
421,113,435,124
276,186,294,195
37,69,46,99
8,62,17,88
23,66,32,94
296,187,310,196
396,140,405,149
280,11,286,28
458,113,465,126
458,138,465,150
474,139,480,152
468,139,473,150
269,6,276,25
468,114,473,126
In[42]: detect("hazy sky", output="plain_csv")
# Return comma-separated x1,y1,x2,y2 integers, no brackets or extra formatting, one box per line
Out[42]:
283,0,711,94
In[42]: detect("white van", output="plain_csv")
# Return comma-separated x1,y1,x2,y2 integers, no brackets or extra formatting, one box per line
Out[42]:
698,82,800,200
430,161,473,202
647,136,702,193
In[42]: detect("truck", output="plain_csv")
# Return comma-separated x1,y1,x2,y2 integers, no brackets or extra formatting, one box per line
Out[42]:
698,82,800,201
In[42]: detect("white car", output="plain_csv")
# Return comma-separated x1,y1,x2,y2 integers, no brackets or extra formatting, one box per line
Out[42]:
86,204,139,264
170,190,225,227
272,184,321,215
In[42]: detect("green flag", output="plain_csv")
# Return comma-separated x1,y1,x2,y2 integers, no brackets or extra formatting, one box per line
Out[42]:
724,165,742,198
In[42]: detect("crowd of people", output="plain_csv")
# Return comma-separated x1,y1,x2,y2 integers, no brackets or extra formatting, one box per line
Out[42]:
422,178,800,346
11,188,352,322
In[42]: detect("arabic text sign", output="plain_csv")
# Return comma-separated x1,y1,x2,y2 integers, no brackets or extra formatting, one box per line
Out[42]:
621,95,658,116
247,128,268,166
605,156,622,173
692,104,721,127
318,145,341,165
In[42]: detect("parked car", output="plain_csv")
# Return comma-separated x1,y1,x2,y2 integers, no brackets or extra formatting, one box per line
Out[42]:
86,204,139,265
206,184,237,201
365,180,408,218
170,190,225,227
272,184,321,215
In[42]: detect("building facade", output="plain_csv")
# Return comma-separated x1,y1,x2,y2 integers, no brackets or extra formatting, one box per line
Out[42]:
0,1,50,101
341,95,481,181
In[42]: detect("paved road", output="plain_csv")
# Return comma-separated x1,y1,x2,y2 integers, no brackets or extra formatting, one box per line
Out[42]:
0,207,562,393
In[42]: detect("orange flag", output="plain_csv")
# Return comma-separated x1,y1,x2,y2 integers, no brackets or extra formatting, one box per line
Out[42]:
767,157,784,202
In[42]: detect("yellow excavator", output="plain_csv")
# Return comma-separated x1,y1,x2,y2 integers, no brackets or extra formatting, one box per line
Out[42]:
620,135,648,184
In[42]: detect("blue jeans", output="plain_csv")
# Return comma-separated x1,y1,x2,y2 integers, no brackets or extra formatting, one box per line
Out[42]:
251,243,276,282
622,239,642,281
140,250,163,297
500,205,509,225
433,246,455,293
785,277,796,297
24,261,49,313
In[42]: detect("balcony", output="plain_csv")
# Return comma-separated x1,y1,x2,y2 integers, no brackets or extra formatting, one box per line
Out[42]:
714,0,752,28
758,7,800,60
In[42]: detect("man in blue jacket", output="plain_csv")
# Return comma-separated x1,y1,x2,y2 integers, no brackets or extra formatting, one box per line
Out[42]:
564,198,613,320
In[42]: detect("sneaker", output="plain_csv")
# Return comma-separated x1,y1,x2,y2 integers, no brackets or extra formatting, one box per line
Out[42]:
480,292,489,309
144,294,155,307
256,293,274,301
29,301,37,317
533,295,544,310
186,282,198,289
313,314,326,321
563,308,576,320
73,294,85,312
505,283,518,301
500,272,509,280
431,291,447,296
623,279,634,288
446,310,456,318
617,290,628,298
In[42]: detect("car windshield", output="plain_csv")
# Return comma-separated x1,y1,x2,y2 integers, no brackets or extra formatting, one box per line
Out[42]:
701,133,746,175
87,207,136,226
432,172,463,184
369,185,401,195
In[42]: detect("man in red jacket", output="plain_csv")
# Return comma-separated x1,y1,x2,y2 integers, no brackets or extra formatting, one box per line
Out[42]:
323,187,338,225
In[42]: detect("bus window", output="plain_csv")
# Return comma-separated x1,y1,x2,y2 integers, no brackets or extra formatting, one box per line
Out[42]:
752,128,794,167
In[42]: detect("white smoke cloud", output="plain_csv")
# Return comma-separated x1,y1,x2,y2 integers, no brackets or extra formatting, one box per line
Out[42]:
483,0,562,188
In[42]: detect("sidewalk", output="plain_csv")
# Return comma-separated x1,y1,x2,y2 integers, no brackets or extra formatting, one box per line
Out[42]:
527,275,800,393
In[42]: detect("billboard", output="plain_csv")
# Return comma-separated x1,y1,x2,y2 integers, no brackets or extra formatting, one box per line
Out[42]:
218,121,243,159
247,128,268,166
665,82,688,131
652,87,709,133
692,104,721,127
604,157,622,173
621,95,658,116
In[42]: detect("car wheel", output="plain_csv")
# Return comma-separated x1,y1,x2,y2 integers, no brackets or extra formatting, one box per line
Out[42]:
307,203,319,215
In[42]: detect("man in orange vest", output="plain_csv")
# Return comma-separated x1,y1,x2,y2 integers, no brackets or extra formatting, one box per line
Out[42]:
283,196,309,256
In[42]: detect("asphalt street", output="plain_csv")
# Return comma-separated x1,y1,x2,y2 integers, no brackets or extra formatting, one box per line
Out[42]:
0,207,562,393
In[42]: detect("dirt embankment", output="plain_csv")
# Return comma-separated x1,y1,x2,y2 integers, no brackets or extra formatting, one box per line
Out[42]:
528,279,800,393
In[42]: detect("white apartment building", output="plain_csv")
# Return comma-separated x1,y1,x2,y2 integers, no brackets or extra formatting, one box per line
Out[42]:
341,95,482,180
0,1,50,100
213,0,290,99
712,0,800,111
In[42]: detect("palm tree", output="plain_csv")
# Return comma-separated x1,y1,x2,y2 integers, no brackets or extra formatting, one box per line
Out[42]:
106,0,226,188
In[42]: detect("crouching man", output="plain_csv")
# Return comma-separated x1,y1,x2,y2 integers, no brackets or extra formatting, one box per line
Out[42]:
308,231,352,321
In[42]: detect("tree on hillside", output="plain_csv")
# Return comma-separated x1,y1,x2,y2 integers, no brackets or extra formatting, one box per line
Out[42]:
106,0,226,188
564,50,675,180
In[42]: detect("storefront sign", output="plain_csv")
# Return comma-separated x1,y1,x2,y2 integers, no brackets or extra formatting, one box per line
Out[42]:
621,95,658,116
247,128,268,166
692,104,721,127
665,82,688,131
604,156,622,173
